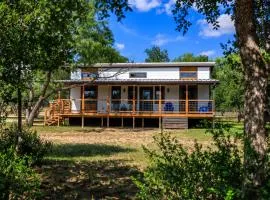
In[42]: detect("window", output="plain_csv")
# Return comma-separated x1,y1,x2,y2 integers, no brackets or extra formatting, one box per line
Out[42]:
129,72,147,78
180,72,197,79
180,67,197,79
84,86,97,99
82,72,98,79
111,86,121,99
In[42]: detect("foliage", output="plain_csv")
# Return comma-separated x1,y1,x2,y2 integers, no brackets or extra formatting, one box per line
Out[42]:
173,53,208,62
134,122,270,199
213,54,244,117
145,46,170,62
0,148,40,200
0,125,52,165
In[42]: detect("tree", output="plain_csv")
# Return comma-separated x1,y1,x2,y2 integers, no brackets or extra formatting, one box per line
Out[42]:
173,53,208,62
0,0,131,130
145,46,170,62
213,54,244,121
172,0,270,198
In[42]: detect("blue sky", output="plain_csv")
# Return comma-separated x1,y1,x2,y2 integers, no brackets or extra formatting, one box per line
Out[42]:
109,0,235,62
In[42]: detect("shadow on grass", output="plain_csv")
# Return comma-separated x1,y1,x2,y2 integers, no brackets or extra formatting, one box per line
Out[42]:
49,143,136,158
38,159,141,200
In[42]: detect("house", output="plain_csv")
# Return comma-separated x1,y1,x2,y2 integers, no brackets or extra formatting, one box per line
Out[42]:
44,62,218,129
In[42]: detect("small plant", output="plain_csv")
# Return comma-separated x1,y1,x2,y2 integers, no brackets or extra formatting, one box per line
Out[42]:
134,122,270,199
0,148,41,199
0,124,52,165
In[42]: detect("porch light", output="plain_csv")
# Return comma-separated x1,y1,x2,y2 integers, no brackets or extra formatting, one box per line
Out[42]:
167,88,170,93
123,88,126,93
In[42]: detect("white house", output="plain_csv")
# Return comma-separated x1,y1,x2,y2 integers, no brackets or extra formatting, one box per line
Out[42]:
45,62,218,128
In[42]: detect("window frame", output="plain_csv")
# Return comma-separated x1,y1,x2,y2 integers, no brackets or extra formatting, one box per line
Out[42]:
129,72,147,78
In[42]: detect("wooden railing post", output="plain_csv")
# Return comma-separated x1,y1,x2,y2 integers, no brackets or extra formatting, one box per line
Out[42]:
44,109,47,126
185,85,188,114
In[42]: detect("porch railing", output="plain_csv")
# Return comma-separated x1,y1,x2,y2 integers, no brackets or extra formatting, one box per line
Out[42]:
52,98,214,115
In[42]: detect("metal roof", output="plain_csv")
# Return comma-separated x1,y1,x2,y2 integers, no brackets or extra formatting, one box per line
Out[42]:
77,62,215,68
56,79,219,85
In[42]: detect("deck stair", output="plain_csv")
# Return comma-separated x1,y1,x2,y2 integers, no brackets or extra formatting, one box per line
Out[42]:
162,117,188,129
44,100,65,126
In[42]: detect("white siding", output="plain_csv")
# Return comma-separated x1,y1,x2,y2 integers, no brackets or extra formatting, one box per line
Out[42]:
71,69,81,80
70,87,81,112
197,67,210,79
198,85,209,109
99,67,180,79
97,86,109,113
198,85,209,99
165,85,179,112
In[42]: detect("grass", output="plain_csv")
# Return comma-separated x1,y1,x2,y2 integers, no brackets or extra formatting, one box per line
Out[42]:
32,122,243,199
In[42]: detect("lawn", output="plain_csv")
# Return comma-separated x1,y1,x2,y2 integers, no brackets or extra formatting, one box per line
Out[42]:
33,123,242,199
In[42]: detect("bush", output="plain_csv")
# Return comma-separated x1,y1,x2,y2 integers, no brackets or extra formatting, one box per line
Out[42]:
134,123,269,200
0,148,40,199
0,125,52,165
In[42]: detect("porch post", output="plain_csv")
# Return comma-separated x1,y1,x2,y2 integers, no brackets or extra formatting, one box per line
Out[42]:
132,85,135,114
185,85,188,114
81,116,84,128
82,85,85,114
159,85,162,130
106,96,110,128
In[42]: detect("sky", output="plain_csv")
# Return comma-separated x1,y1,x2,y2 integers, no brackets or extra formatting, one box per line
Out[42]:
109,0,235,62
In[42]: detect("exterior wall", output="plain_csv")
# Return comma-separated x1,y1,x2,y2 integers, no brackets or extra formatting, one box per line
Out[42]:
97,85,109,113
198,85,210,109
198,85,209,99
99,67,180,79
197,67,210,79
165,85,179,112
70,87,81,112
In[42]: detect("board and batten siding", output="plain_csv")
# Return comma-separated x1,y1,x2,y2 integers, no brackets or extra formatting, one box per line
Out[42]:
99,67,180,79
71,67,211,80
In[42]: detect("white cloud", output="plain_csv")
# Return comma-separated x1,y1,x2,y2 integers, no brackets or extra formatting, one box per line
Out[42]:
156,0,176,15
199,50,216,57
129,0,161,12
152,33,185,46
115,43,125,50
198,14,235,37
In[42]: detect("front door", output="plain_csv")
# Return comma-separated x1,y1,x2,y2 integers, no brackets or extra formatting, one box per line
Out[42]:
84,86,98,112
139,87,153,111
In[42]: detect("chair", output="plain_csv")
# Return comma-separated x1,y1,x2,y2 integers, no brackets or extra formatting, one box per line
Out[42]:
164,102,174,112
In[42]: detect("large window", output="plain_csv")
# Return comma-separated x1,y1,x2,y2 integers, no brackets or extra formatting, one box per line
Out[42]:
111,86,121,111
129,72,147,78
180,67,197,79
84,86,97,99
82,72,98,79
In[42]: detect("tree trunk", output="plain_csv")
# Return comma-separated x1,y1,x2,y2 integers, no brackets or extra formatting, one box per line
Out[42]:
235,0,268,199
26,97,44,126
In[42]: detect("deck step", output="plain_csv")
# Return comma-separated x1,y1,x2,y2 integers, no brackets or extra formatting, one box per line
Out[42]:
162,117,188,129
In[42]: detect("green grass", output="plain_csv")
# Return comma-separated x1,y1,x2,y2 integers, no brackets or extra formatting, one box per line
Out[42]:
34,122,243,199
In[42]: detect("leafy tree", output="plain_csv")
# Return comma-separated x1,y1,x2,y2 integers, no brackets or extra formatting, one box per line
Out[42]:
145,46,170,62
173,53,208,62
0,0,130,129
172,1,270,198
213,54,244,121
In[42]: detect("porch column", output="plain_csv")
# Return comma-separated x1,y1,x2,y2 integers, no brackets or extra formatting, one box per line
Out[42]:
185,85,188,114
132,85,136,114
159,85,162,130
82,84,85,114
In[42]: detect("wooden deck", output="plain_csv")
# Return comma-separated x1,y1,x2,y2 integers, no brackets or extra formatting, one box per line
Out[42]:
44,98,214,127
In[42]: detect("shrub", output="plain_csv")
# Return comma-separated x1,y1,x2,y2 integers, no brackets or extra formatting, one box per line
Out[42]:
0,148,40,199
134,123,248,200
0,124,52,165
